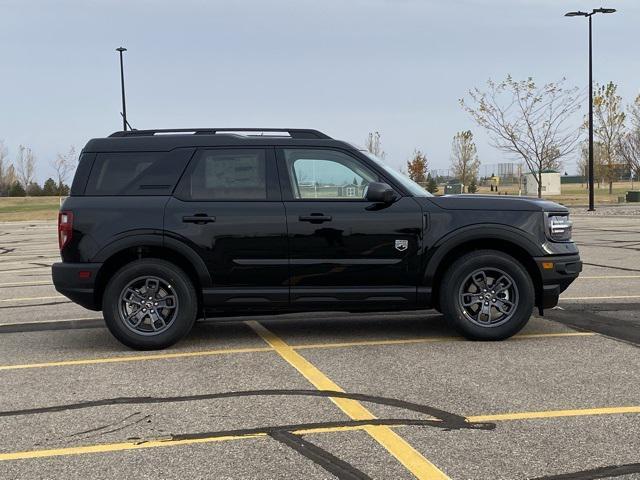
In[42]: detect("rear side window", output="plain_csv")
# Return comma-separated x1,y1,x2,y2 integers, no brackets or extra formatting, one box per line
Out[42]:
85,149,193,196
70,152,95,196
177,149,268,201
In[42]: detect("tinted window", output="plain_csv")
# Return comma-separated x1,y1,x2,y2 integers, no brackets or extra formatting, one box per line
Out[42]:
85,149,193,196
284,149,378,200
179,149,267,201
70,152,94,196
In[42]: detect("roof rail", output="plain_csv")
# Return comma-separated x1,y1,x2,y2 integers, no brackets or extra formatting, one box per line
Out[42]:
108,128,332,139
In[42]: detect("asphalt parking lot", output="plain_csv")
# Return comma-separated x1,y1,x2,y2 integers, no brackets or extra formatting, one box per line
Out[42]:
0,216,639,480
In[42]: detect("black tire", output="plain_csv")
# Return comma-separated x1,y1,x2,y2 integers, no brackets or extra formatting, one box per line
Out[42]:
103,259,198,350
439,250,534,340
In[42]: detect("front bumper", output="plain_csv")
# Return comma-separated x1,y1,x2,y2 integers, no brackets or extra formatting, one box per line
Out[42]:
533,254,582,310
52,262,103,311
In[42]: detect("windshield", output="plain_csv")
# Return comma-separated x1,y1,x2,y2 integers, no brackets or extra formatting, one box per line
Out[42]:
361,151,433,197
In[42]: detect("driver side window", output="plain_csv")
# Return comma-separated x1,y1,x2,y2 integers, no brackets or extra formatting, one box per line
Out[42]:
284,149,378,200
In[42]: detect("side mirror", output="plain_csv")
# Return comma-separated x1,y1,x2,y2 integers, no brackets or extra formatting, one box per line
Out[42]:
366,182,396,203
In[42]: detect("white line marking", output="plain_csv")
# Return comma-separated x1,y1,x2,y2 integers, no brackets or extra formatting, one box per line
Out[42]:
0,295,64,303
578,275,640,279
0,281,52,287
0,317,102,327
561,295,640,300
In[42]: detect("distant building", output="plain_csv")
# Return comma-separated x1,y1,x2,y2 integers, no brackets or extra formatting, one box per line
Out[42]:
523,170,561,196
337,183,365,197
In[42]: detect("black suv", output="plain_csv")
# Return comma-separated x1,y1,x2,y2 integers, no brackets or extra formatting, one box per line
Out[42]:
52,128,582,350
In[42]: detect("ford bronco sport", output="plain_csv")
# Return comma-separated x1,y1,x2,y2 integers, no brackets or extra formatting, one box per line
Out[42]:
52,128,582,350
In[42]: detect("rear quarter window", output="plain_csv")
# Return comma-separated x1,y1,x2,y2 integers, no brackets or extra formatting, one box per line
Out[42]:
70,152,95,196
85,149,194,196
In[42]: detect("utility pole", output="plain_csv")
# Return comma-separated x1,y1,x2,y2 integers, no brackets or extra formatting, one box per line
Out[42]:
565,8,617,211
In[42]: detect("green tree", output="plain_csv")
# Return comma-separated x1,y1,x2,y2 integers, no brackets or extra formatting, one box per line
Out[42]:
426,174,438,194
9,181,26,197
467,177,478,193
42,178,58,196
26,182,43,196
59,183,70,196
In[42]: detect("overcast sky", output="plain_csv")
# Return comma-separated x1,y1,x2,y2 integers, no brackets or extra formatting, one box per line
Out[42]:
1,0,638,182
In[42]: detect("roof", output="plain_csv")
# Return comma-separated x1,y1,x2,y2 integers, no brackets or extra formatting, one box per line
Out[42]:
84,128,351,153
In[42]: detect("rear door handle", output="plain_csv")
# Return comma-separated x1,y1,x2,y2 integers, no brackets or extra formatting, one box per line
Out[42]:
182,215,216,224
299,214,332,223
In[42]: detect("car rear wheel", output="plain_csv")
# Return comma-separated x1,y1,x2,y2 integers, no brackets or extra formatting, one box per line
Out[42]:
439,250,534,340
103,259,197,350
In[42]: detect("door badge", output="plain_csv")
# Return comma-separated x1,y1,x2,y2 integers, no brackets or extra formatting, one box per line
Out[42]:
395,239,408,252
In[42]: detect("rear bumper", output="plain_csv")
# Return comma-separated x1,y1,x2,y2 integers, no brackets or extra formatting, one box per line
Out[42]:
534,254,582,310
52,262,102,311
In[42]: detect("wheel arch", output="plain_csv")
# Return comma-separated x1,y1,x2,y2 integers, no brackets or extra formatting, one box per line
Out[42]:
93,236,211,311
425,226,544,311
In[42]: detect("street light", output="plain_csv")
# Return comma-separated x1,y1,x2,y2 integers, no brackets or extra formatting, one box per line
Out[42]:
115,47,128,132
565,8,617,211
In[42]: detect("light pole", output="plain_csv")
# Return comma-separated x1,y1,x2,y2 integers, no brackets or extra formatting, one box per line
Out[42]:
565,8,616,212
116,47,128,131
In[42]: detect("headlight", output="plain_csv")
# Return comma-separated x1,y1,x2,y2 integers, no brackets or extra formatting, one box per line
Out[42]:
545,213,573,242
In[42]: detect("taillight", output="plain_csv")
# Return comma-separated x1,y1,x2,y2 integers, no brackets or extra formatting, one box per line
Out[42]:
58,211,73,250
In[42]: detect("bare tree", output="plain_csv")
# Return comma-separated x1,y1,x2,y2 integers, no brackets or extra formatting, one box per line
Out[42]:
15,145,36,195
450,130,480,192
619,94,640,182
619,131,640,181
4,165,17,192
579,141,607,188
0,141,8,195
461,76,582,198
406,149,428,183
592,82,626,194
364,131,385,159
51,146,77,196
630,93,640,129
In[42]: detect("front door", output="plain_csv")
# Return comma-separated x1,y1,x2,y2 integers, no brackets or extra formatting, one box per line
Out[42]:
164,147,289,307
277,147,423,309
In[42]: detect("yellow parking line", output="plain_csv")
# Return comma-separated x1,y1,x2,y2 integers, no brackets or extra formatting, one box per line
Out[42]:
0,346,273,371
0,332,596,371
294,332,594,350
0,295,64,303
468,405,640,423
247,320,450,480
0,404,638,462
0,434,265,461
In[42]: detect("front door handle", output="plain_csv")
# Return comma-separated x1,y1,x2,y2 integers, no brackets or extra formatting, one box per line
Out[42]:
299,214,332,224
183,214,216,224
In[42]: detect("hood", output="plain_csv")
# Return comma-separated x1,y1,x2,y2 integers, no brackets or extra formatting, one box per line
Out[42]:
424,195,568,212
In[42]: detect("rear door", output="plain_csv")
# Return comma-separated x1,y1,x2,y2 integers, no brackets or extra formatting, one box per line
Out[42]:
163,147,289,307
277,147,423,309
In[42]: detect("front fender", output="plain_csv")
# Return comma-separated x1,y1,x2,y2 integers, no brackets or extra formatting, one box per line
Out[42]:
423,223,545,284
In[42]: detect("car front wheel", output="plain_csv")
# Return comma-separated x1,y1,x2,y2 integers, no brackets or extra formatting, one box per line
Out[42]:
439,250,534,340
103,259,198,350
